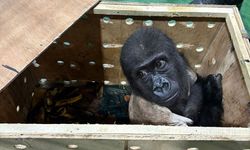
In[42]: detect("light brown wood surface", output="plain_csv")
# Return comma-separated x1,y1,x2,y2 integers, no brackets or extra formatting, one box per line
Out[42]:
0,1,249,128
0,0,99,92
0,124,249,141
94,2,233,17
100,17,224,84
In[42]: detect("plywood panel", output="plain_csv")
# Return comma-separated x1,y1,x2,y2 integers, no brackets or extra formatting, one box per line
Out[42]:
0,69,37,122
100,17,223,84
154,18,223,70
30,14,103,82
101,17,143,84
222,61,250,126
0,0,99,92
196,24,232,75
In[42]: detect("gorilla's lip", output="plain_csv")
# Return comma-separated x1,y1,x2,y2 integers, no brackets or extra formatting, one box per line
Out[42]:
163,91,179,102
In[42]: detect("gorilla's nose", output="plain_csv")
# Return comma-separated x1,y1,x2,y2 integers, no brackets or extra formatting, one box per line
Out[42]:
152,75,170,91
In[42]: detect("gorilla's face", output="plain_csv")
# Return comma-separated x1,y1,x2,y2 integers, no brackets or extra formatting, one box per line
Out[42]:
120,28,190,107
132,55,180,103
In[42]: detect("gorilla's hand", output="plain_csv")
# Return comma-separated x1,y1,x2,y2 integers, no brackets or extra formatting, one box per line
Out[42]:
129,94,193,126
169,113,193,126
199,73,223,126
205,74,223,105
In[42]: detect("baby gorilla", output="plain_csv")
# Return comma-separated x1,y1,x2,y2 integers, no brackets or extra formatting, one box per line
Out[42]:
120,28,223,126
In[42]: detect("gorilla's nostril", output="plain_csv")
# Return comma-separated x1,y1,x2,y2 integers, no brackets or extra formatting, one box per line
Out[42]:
164,82,171,91
152,75,170,91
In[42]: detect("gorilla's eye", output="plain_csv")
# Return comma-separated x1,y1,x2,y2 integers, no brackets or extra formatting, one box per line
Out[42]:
155,59,166,69
137,70,147,79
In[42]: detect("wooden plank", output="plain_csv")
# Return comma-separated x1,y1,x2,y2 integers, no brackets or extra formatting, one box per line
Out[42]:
101,17,122,44
30,14,103,83
0,68,37,122
94,2,233,17
232,7,250,56
128,141,250,150
225,9,250,97
223,60,250,126
0,124,249,141
0,139,125,150
0,0,99,92
0,90,24,123
0,139,249,150
101,17,143,84
154,19,223,70
196,24,232,75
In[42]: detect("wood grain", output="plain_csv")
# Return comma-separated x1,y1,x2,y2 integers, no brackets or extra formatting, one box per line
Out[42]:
0,124,249,141
94,1,233,17
0,0,99,92
30,14,103,82
100,17,223,84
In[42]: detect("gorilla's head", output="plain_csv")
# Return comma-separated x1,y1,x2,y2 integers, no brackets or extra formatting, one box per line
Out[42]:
120,28,190,107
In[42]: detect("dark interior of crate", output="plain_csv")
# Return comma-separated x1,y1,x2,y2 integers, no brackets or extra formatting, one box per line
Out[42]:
0,11,249,127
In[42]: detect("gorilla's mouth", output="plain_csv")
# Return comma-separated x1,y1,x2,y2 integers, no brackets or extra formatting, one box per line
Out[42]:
153,83,178,102
153,83,170,97
163,91,179,102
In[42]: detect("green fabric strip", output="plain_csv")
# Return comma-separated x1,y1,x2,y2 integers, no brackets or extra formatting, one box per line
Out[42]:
240,0,250,34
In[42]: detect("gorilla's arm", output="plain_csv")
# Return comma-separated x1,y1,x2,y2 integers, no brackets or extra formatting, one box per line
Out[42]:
199,74,223,126
129,94,193,126
185,74,223,126
184,82,203,124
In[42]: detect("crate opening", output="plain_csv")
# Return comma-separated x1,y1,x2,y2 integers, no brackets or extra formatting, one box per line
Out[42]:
0,11,249,127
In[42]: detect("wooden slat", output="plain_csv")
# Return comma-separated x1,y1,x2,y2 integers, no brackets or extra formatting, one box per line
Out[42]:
232,7,250,57
0,139,249,150
0,0,99,92
128,141,250,150
0,139,125,150
225,9,250,97
94,2,233,17
0,124,249,141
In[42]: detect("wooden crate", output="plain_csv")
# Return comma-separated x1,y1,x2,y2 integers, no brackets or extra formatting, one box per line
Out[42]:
0,1,250,149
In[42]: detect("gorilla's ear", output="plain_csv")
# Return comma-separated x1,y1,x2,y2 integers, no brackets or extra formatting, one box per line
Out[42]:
186,67,197,96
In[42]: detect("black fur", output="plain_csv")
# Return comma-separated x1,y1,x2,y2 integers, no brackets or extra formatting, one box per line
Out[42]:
198,74,223,126
120,27,223,126
185,74,223,126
